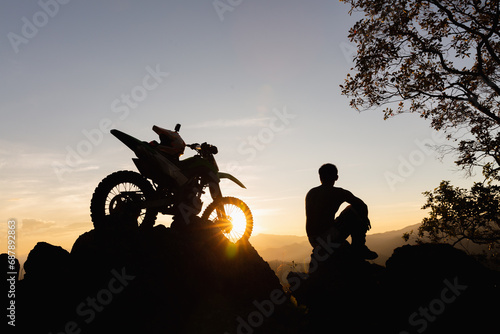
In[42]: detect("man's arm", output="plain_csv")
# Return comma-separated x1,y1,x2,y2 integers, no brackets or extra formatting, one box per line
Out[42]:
305,189,319,223
343,190,368,217
305,189,318,240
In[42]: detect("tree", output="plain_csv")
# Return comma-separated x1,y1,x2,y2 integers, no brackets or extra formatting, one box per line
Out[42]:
403,181,500,247
340,0,500,180
340,0,500,249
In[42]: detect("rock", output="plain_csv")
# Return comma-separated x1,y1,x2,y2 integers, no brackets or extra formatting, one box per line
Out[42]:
383,243,500,333
17,222,499,333
287,242,386,333
14,242,72,333
16,219,297,334
23,242,70,281
288,243,500,334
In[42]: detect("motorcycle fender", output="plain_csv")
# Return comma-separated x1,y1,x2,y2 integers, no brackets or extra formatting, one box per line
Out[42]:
218,172,246,189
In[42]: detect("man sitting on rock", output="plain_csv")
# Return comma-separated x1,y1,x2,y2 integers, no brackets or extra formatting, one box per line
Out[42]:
306,163,378,260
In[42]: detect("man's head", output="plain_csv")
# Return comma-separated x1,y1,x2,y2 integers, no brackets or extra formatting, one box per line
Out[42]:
319,163,338,185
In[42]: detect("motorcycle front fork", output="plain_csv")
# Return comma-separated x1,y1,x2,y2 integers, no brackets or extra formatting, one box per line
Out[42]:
209,182,228,221
173,180,227,225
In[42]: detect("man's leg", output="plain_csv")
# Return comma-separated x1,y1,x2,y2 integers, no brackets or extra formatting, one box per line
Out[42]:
334,205,368,246
334,205,377,259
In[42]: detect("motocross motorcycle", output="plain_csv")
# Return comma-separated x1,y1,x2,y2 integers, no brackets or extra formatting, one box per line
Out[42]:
90,124,253,243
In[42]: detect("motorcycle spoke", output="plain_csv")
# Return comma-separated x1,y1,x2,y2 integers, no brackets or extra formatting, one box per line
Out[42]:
227,229,243,243
207,203,248,243
104,182,147,223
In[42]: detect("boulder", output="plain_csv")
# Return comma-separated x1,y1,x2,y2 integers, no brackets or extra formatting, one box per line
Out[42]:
17,218,299,334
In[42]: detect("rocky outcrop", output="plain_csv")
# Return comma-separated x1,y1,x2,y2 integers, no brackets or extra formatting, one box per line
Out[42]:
12,218,300,334
288,243,500,333
8,222,500,334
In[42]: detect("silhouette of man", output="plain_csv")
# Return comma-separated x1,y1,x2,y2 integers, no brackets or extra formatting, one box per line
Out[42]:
306,163,378,260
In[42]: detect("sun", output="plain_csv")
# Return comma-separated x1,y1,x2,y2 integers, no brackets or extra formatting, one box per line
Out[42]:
222,204,248,243
202,198,253,243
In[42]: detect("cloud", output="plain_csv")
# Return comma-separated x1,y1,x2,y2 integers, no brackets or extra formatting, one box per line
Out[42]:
20,218,56,232
0,139,63,172
187,117,270,129
41,222,90,238
14,219,89,239
74,165,100,172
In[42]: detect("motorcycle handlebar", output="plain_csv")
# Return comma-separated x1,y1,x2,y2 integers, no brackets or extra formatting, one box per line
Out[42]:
187,142,218,155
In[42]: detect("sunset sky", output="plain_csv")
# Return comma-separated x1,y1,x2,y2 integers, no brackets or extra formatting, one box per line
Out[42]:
0,0,482,260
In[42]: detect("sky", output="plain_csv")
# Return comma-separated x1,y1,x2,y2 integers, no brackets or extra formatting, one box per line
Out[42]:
0,0,483,260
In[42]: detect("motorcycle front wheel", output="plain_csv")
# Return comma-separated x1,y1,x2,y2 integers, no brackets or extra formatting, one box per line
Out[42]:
90,170,158,229
201,196,253,243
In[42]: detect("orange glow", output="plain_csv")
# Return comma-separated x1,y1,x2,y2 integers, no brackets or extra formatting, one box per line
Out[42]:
205,202,250,244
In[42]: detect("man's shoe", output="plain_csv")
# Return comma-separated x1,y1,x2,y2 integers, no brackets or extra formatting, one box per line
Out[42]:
354,245,378,260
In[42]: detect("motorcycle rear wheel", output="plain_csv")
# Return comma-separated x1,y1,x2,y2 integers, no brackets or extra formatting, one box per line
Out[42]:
90,170,158,229
201,196,253,243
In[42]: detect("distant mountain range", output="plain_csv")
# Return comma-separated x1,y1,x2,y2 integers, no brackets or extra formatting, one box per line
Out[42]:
251,223,422,266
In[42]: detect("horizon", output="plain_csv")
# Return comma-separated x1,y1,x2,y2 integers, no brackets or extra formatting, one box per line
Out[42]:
0,1,483,263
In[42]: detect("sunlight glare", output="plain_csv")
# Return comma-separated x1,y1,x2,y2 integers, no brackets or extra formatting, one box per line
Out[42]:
231,209,247,234
223,204,248,243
